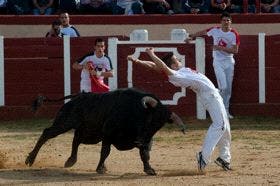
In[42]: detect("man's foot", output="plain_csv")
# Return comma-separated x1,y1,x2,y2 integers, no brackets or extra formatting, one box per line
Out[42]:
214,157,232,171
196,152,206,172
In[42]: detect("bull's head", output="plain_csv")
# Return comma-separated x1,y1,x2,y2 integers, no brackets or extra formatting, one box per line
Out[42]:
141,96,158,108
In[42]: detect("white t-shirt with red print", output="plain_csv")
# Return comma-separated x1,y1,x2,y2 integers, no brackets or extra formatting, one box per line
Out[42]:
207,27,240,62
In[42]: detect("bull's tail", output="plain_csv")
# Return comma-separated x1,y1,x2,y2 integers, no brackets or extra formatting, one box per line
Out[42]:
31,94,78,112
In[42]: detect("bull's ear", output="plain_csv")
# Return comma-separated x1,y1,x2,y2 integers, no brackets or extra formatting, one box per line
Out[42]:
141,96,158,108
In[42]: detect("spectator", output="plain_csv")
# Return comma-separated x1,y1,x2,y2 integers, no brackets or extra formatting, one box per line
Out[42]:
210,0,231,13
183,0,209,14
169,0,184,13
248,0,257,12
79,0,112,14
142,0,173,14
230,0,256,13
59,12,80,37
0,0,7,14
7,0,33,15
260,0,280,13
112,0,144,15
72,38,114,93
57,0,79,14
45,19,62,37
32,0,54,15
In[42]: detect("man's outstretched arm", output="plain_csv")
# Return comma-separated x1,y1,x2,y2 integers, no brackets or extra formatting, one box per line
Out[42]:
127,55,161,72
145,48,174,75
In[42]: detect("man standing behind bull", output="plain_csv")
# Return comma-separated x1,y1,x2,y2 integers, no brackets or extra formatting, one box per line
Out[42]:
188,12,240,119
72,38,114,93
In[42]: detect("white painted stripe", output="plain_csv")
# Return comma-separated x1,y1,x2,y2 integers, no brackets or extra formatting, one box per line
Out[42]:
63,35,71,103
0,36,4,106
258,33,265,103
108,37,118,90
195,37,206,119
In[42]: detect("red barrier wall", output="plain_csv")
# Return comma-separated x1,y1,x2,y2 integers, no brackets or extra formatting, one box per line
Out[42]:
0,35,279,120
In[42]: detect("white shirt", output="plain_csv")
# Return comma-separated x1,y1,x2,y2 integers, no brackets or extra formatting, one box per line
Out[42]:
168,67,217,95
78,53,112,83
207,27,240,61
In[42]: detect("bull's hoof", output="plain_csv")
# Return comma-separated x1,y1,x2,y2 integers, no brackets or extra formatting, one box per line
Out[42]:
25,153,35,167
96,165,107,174
144,168,156,176
64,157,77,168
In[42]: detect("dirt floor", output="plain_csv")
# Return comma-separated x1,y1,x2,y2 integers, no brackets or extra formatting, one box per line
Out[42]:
0,118,279,186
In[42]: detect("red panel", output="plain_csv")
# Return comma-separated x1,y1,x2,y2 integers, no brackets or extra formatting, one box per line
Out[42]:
265,35,280,67
4,38,63,58
4,38,47,45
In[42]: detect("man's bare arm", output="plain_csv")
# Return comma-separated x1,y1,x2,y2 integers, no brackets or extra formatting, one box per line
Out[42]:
213,44,239,54
127,55,161,72
189,30,207,40
72,62,83,70
145,48,174,76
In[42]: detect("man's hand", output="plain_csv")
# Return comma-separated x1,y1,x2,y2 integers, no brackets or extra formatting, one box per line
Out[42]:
185,36,194,43
127,55,137,62
220,3,227,10
145,47,155,55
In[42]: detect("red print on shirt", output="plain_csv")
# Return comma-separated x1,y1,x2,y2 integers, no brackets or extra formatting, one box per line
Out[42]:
218,39,227,47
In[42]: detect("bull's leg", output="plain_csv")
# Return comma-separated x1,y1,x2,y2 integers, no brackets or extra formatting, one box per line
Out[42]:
96,140,111,174
139,141,156,175
25,126,70,166
64,130,81,168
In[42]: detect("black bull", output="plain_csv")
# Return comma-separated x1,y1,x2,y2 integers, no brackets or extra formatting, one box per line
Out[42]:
25,88,177,175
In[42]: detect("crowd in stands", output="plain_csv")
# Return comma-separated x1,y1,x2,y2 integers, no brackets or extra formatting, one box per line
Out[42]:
0,0,280,15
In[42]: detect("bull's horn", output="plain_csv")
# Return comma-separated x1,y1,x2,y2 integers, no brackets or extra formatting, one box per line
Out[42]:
142,96,158,108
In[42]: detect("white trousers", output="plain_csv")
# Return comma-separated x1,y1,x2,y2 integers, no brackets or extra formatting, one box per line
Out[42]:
213,59,235,112
199,90,231,164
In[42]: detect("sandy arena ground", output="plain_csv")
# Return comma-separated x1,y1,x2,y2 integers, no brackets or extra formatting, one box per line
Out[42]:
0,119,279,186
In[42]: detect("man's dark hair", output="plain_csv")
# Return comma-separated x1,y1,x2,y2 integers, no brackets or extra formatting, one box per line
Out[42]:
161,52,174,68
95,38,105,45
221,11,231,20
